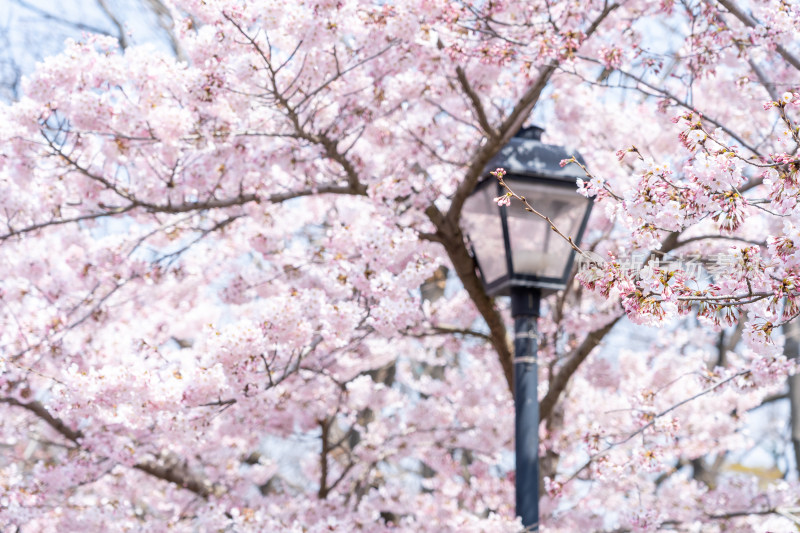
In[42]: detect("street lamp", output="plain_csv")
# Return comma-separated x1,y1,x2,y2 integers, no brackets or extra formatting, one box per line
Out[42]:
461,126,593,531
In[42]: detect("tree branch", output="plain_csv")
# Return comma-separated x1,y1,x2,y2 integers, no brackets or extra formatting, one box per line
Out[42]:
579,58,761,155
417,325,492,342
4,137,368,239
144,0,187,61
613,370,750,447
94,0,129,49
223,14,370,195
1,397,221,498
0,396,82,443
10,0,115,37
716,0,800,72
455,66,498,139
539,315,621,422
429,3,620,397
445,62,557,227
429,202,515,393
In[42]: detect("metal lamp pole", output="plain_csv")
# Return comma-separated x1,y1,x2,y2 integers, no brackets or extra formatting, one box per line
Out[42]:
461,126,594,530
512,286,541,531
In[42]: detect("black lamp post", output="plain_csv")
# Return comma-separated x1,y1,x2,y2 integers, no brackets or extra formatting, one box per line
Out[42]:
462,126,593,531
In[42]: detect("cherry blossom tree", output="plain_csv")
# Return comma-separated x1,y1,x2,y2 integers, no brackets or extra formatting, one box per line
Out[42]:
1,0,800,531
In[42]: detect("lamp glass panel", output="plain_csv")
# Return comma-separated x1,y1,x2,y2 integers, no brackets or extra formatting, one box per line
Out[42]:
462,185,507,284
505,179,588,279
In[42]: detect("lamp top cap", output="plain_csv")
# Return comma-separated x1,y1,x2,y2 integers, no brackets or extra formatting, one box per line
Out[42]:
483,124,586,182
515,125,544,141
